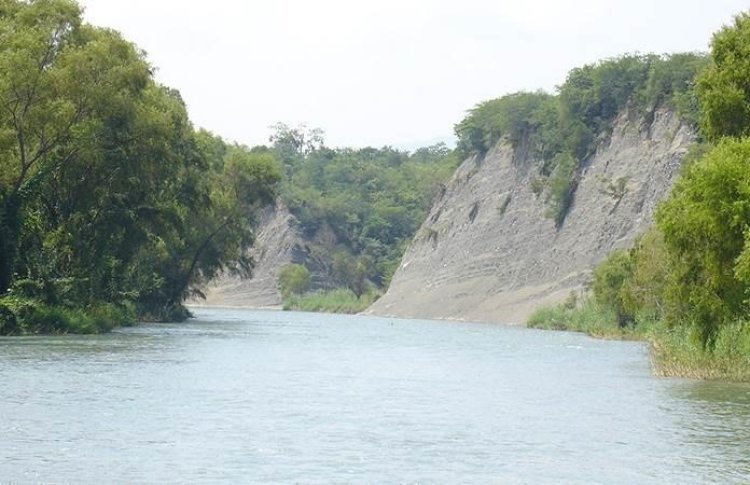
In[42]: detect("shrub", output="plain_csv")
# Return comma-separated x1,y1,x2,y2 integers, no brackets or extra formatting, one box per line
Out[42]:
527,298,625,338
278,264,311,298
591,249,636,327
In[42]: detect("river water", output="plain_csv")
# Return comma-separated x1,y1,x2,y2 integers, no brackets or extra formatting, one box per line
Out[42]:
1,308,749,484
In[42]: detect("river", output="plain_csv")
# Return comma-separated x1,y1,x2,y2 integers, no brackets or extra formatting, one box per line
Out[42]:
1,308,749,483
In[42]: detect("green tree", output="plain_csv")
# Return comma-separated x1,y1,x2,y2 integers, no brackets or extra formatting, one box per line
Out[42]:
0,0,151,295
591,249,635,327
278,264,310,298
0,0,281,327
131,139,280,320
697,12,750,141
656,139,750,346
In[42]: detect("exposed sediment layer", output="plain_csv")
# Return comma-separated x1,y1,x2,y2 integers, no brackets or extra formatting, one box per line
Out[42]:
367,108,694,323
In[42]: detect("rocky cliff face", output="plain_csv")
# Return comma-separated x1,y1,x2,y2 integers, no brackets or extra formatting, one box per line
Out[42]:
367,108,695,323
194,204,302,308
194,202,339,308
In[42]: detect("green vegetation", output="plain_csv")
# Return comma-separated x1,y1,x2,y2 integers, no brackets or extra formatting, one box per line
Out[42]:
270,124,459,310
0,296,134,335
0,0,279,333
283,288,380,314
527,295,637,340
455,53,708,226
528,298,750,381
697,13,750,141
278,264,311,298
529,11,750,382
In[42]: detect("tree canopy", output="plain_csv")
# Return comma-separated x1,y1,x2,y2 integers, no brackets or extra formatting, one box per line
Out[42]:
0,0,280,331
697,13,750,141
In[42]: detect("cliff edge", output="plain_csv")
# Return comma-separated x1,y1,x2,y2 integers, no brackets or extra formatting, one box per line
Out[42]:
367,108,695,323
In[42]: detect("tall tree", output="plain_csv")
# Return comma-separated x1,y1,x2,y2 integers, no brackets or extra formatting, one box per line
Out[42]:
0,0,151,294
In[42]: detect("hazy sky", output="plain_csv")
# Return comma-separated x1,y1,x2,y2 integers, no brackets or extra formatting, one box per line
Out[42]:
78,1,747,149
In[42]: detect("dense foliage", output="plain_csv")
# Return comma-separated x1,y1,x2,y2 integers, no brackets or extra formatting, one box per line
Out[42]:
271,124,460,300
455,53,708,226
0,0,279,332
697,12,750,141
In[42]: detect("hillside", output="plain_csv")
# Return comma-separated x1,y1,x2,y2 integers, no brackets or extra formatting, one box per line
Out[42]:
367,107,695,323
195,204,300,308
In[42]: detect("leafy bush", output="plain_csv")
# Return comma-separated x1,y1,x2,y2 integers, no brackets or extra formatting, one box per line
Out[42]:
544,152,578,227
278,264,311,298
527,297,628,339
656,138,750,346
0,295,136,335
591,249,636,327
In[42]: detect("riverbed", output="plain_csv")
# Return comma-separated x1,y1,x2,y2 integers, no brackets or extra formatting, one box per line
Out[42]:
1,308,749,483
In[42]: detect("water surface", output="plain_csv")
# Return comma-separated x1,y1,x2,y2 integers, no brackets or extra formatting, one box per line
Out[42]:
1,308,749,483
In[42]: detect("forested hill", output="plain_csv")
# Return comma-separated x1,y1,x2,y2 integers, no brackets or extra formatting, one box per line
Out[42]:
0,0,280,333
196,130,461,312
272,127,459,298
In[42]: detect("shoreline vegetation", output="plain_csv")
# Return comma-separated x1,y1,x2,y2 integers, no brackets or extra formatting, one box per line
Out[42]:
527,297,750,382
283,288,381,314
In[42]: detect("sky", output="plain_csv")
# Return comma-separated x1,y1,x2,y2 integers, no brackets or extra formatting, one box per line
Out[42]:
78,0,749,150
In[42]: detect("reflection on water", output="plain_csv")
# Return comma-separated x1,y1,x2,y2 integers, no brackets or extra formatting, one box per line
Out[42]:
0,308,749,483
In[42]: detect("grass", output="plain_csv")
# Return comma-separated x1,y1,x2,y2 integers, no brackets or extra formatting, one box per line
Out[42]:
648,322,750,381
528,296,750,382
527,298,642,340
0,296,136,335
283,288,380,314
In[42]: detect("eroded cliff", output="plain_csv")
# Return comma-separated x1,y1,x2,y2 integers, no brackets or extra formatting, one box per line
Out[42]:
367,108,695,323
194,204,301,308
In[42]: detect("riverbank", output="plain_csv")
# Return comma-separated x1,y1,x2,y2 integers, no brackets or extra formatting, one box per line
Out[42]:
527,298,750,382
0,296,136,335
283,288,381,314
